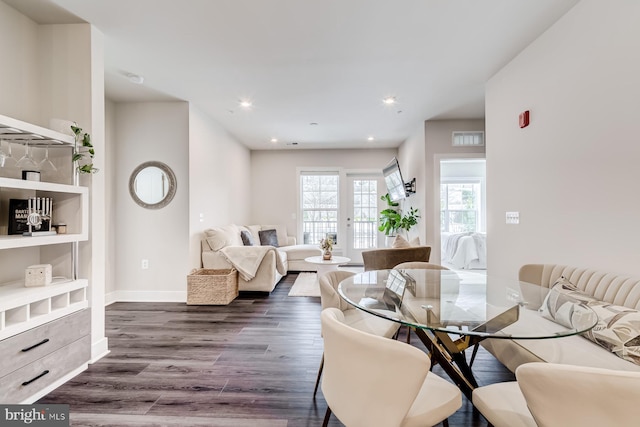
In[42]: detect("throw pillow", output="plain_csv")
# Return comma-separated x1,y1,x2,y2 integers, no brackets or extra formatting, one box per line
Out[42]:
539,277,597,329
240,230,255,246
540,277,640,366
204,224,242,251
259,229,279,247
409,236,421,246
582,301,640,366
392,235,411,248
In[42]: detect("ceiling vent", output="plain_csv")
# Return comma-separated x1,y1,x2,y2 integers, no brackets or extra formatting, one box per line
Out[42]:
452,131,484,147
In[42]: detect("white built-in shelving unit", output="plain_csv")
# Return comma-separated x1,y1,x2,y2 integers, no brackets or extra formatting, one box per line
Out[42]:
0,114,90,403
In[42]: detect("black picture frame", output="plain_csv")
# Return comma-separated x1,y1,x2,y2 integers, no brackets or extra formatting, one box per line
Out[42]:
8,199,30,235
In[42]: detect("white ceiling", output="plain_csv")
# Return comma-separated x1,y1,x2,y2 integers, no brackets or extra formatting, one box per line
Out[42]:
6,0,579,150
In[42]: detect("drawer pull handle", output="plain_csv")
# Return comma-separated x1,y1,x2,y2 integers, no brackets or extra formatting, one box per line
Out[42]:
21,338,50,352
22,370,50,386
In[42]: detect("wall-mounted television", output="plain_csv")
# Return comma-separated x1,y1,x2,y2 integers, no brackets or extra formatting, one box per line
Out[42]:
383,157,408,202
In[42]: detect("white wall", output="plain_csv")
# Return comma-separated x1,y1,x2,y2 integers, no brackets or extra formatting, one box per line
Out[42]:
188,105,251,269
113,102,190,301
424,119,485,263
0,1,39,123
250,148,397,241
398,124,427,243
486,0,640,279
105,100,117,296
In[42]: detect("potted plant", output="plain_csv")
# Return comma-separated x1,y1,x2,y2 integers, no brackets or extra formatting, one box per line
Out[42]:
70,124,98,174
320,236,334,260
378,193,420,242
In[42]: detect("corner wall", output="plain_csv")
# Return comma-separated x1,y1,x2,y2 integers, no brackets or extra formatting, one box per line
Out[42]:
398,124,427,243
113,102,190,301
486,0,640,279
188,105,251,270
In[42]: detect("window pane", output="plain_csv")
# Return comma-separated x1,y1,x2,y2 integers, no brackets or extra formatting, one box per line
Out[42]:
301,173,339,245
352,179,377,249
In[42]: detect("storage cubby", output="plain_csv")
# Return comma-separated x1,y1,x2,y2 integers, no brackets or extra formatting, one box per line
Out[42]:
29,299,50,317
50,293,68,311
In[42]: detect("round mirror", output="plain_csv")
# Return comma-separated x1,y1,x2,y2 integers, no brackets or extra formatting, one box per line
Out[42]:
129,161,177,209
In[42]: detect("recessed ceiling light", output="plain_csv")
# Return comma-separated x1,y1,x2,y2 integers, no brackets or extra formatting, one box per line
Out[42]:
239,100,253,109
270,138,278,143
310,122,318,126
367,136,375,141
383,96,396,105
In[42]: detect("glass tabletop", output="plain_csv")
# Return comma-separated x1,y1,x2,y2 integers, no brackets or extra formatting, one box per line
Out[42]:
338,269,598,340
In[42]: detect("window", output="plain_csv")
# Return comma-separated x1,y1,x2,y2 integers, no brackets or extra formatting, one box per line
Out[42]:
301,173,339,245
441,182,481,233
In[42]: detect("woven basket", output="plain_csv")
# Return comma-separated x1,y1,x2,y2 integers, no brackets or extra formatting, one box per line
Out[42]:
187,268,238,305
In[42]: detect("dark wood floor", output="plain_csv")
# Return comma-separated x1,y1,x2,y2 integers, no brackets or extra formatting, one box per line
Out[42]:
39,273,514,426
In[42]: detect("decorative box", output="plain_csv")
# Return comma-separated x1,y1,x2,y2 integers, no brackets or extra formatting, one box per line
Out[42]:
25,264,53,287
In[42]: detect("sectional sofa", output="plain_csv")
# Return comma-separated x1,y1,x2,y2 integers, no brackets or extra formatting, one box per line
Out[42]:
482,263,640,373
201,224,322,292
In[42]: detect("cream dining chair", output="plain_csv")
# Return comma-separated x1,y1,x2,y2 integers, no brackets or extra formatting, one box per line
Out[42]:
392,262,450,345
320,307,462,427
472,362,640,427
314,270,400,397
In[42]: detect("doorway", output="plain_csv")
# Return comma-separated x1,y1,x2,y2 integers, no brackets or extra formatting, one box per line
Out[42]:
439,159,487,270
345,174,385,263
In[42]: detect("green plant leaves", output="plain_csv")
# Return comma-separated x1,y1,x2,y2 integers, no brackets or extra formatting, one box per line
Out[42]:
378,194,420,235
71,123,98,174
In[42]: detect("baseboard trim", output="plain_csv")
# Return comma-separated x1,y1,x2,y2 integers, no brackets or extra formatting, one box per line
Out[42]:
91,337,110,363
108,290,187,303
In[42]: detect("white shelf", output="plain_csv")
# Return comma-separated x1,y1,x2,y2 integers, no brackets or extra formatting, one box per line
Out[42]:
0,234,86,250
0,177,86,194
0,177,88,247
0,278,88,340
0,114,74,146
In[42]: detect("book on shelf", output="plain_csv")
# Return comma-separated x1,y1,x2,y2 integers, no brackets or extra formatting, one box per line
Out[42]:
8,198,29,235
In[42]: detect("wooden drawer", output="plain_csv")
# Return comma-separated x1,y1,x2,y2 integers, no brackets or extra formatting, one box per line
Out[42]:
0,309,90,377
0,334,90,403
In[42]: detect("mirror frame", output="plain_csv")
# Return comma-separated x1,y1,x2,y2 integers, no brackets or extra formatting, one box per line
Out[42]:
129,161,177,209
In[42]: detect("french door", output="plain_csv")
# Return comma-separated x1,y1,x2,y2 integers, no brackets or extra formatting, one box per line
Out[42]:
345,174,385,263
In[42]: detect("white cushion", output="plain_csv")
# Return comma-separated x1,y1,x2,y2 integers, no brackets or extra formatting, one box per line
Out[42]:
502,310,640,372
204,224,243,251
392,235,412,248
278,244,322,261
472,381,536,427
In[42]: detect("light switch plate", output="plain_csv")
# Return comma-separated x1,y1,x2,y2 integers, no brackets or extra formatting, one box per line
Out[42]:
506,211,520,224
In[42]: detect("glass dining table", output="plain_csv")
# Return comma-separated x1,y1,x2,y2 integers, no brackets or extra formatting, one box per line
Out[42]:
338,269,598,399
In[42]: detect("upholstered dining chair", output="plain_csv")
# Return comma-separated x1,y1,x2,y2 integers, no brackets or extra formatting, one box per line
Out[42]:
472,362,640,427
393,261,449,270
392,262,450,344
314,270,400,397
320,307,462,427
362,246,431,271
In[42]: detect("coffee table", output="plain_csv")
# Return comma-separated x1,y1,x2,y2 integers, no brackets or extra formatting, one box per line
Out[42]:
338,269,598,399
305,255,351,281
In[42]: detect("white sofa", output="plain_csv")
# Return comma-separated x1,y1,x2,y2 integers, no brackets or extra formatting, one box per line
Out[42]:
482,263,640,373
201,224,322,292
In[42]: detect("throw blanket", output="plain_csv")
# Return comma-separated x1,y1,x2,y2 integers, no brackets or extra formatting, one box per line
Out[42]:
220,246,286,281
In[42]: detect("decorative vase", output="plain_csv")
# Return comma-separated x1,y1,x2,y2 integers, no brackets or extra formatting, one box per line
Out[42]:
323,250,332,260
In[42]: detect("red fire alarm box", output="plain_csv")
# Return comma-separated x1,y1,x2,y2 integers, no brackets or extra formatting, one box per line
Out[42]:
519,110,530,128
